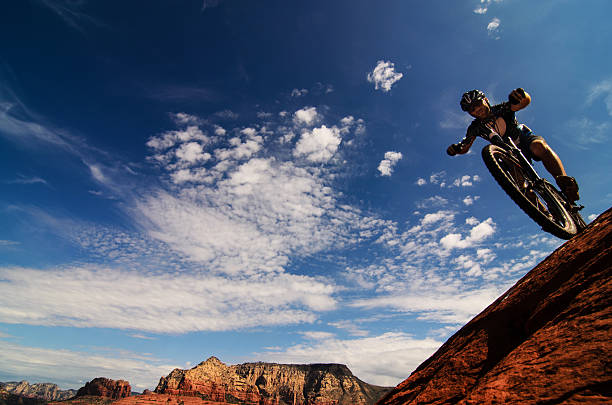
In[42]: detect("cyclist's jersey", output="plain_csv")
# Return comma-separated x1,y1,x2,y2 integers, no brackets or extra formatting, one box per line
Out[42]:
461,102,522,146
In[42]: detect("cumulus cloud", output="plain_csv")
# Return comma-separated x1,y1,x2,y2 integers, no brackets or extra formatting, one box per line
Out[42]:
487,17,501,39
293,125,342,162
142,109,381,280
439,218,496,250
377,151,403,176
487,17,500,31
453,175,481,187
293,107,321,127
259,332,442,386
345,209,512,326
463,195,480,206
367,60,403,93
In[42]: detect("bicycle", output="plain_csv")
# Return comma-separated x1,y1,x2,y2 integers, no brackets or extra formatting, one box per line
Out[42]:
481,135,587,240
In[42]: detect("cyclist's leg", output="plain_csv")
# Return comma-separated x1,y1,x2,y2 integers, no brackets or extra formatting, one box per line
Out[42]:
521,127,579,201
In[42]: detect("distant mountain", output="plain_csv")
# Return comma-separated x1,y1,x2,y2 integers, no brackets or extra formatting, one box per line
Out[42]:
0,381,76,401
153,356,392,405
377,208,612,404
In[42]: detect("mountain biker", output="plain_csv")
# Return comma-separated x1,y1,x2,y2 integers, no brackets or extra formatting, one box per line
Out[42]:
446,88,580,202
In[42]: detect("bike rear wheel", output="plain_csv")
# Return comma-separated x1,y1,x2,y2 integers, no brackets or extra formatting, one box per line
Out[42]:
482,145,578,239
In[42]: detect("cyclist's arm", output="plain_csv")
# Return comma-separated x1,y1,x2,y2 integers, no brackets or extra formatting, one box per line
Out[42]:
509,88,531,112
447,134,476,156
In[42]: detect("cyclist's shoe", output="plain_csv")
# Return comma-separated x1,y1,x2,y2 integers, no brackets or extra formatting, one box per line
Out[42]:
556,175,580,202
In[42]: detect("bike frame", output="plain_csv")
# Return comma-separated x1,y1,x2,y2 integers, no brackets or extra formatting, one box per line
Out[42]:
497,136,583,212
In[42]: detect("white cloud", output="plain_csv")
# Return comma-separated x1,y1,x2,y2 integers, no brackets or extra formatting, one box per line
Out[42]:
299,331,336,341
175,142,211,164
87,164,107,184
440,218,496,250
171,112,202,126
0,266,336,333
293,125,342,162
4,175,49,186
487,17,500,31
328,320,370,337
587,78,612,116
0,340,177,390
367,60,403,93
565,118,610,149
214,125,226,136
463,195,480,206
259,332,442,386
293,107,321,127
474,6,487,14
377,151,403,176
291,88,309,97
487,17,501,38
352,287,502,326
416,196,448,209
429,171,446,186
146,126,208,151
439,109,472,129
453,175,481,187
416,178,427,186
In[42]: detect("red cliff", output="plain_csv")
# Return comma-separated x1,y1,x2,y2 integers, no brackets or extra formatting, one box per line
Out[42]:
377,208,612,404
154,357,390,405
76,378,131,400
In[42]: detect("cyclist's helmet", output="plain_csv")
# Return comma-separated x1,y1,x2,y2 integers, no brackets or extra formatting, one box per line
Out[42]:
460,89,486,112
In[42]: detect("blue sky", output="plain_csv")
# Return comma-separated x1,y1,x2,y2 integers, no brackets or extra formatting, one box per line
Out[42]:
1,0,611,391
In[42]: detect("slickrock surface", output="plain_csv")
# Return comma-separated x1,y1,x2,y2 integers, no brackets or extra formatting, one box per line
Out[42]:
0,381,76,401
76,378,131,400
113,393,224,405
377,208,612,404
155,356,391,405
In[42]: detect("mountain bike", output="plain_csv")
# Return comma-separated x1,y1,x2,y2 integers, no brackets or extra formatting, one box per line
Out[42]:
481,136,586,240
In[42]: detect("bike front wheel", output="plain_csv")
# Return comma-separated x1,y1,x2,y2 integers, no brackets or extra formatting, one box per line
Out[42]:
482,145,578,239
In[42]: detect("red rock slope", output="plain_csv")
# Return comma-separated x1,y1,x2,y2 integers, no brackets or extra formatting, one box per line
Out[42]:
377,208,612,404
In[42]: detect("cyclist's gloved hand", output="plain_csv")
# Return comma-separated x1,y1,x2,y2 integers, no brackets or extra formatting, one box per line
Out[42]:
509,87,526,105
447,143,460,156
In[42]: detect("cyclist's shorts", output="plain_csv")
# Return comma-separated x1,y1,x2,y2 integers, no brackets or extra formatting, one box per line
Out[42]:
517,124,544,162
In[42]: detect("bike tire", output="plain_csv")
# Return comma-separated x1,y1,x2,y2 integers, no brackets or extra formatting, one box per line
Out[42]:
482,144,578,239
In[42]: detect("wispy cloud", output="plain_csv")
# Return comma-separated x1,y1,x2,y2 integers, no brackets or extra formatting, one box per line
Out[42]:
3,175,50,186
587,78,612,116
0,83,132,193
0,265,336,333
39,0,104,33
0,240,20,247
259,332,443,386
367,61,403,93
201,0,226,11
0,340,177,390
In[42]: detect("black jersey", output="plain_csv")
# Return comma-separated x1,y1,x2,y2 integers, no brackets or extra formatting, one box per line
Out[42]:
462,102,522,146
